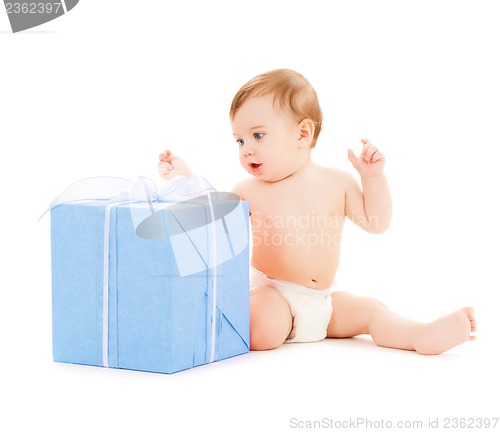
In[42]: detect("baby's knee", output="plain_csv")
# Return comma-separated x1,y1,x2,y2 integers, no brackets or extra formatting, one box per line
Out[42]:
250,286,292,350
250,330,283,351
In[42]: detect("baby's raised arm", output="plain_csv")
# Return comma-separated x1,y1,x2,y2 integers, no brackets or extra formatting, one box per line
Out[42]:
344,139,392,233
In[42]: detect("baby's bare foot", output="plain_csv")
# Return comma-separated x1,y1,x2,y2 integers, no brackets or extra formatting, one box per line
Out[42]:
414,307,476,355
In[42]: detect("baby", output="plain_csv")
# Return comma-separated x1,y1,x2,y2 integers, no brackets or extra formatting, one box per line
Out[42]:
228,69,476,354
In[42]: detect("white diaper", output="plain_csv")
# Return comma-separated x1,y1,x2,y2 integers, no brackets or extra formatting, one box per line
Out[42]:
250,267,334,343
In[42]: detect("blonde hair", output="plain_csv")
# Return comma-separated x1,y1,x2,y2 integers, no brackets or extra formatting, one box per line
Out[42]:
230,69,323,148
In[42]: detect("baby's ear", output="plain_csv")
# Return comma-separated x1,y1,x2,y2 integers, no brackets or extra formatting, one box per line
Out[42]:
297,119,315,148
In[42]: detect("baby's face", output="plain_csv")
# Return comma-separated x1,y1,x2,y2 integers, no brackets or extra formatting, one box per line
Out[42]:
231,96,306,182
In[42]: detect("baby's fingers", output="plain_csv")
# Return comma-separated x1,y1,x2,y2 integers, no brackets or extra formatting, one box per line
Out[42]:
347,148,357,162
158,161,173,172
361,140,383,162
367,148,383,162
361,142,375,162
159,149,172,162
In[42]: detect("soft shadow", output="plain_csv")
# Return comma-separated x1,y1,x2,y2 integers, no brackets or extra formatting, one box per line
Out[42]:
0,30,57,34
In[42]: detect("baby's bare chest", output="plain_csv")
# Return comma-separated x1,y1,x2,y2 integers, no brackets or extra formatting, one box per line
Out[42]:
248,185,345,232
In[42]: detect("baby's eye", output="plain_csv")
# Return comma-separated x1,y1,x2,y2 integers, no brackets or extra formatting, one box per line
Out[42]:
236,138,245,146
254,133,264,140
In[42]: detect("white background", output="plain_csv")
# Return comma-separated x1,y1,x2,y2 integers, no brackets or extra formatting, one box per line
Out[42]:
1,1,499,431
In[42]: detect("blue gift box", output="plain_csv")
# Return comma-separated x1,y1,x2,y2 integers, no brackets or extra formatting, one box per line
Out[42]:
50,195,250,374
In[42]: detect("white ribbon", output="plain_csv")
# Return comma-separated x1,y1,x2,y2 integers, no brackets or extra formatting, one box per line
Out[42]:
102,202,122,368
207,192,218,363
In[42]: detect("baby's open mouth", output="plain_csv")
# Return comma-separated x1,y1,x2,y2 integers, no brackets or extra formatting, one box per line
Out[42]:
250,163,262,169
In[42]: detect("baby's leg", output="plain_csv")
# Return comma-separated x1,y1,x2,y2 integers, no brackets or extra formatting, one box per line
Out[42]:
327,292,476,355
249,286,293,351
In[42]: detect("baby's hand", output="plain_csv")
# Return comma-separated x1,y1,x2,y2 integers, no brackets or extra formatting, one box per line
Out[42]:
158,149,193,181
347,139,385,177
159,149,173,164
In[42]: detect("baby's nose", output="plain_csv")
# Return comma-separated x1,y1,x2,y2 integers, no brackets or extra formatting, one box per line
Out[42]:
242,145,255,156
